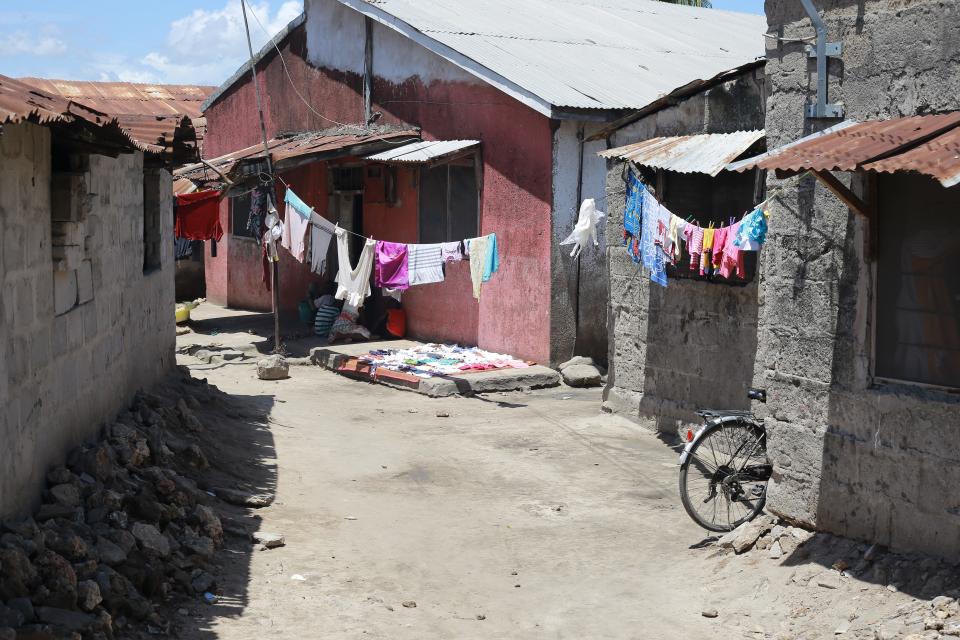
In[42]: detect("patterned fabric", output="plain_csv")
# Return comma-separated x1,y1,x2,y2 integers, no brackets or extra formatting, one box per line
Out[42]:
407,244,445,286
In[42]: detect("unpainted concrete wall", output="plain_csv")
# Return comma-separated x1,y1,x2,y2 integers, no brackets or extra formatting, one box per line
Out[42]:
602,68,766,429
760,0,960,557
0,121,176,518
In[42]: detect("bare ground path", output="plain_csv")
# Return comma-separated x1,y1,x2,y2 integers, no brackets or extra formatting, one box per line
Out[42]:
172,317,957,639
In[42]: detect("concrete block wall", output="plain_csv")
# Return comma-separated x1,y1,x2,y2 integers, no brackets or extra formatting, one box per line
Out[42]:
602,67,765,429
759,0,960,557
0,121,176,519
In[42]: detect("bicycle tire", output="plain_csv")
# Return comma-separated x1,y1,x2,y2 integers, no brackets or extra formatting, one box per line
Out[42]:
679,419,768,533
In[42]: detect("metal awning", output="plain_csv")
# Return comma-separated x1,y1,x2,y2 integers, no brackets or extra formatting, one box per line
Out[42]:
599,130,765,177
175,127,421,186
365,139,480,165
727,113,960,187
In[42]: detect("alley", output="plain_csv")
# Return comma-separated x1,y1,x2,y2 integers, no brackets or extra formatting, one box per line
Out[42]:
171,338,958,640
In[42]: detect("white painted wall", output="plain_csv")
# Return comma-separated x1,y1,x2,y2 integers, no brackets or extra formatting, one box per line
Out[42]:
305,0,478,85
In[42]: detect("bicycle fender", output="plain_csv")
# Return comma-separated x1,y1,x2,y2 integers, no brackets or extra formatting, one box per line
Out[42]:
677,416,746,465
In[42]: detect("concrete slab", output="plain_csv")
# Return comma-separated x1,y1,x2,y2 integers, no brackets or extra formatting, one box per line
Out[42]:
310,341,560,397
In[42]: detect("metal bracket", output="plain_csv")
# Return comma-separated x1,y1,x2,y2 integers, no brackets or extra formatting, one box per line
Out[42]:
806,102,844,118
807,42,841,57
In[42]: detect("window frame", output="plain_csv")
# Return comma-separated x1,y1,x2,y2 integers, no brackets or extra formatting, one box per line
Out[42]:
230,191,257,241
868,173,960,393
417,154,481,244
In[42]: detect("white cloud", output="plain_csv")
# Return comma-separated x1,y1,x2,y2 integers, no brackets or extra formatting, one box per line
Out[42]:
130,0,303,84
0,26,66,56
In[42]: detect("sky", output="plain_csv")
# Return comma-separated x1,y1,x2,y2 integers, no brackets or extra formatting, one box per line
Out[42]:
0,0,764,87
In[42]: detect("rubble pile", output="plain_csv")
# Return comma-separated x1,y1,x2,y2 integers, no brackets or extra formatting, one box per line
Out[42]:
0,371,243,640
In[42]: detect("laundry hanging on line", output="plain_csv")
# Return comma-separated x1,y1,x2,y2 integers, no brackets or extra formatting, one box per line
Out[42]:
175,190,222,241
264,186,501,306
621,169,771,287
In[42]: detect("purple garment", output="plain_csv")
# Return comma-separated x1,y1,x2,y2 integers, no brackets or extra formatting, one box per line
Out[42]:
374,241,409,290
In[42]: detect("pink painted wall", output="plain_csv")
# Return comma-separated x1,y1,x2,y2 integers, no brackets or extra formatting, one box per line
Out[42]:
202,19,554,362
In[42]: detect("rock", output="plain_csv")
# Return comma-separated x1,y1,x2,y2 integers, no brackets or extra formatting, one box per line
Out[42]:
768,540,783,560
70,444,115,483
131,523,171,557
702,608,719,618
35,606,95,632
252,532,285,550
0,605,23,629
816,572,841,589
182,535,215,559
41,531,88,563
110,530,137,554
95,537,126,566
7,598,35,623
557,356,595,371
190,572,215,594
35,504,78,523
215,488,273,509
257,355,289,380
33,550,77,609
0,628,12,640
191,506,223,547
834,619,852,635
717,516,775,554
48,485,81,508
402,601,417,609
76,581,102,612
933,596,957,610
0,546,40,599
560,364,602,388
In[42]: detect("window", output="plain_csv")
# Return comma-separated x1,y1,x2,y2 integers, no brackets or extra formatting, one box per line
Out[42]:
418,159,479,243
230,192,257,239
50,152,95,315
142,169,163,272
875,174,960,389
650,167,761,283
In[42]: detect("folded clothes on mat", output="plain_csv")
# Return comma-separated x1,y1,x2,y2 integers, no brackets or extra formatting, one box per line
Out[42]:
357,343,530,378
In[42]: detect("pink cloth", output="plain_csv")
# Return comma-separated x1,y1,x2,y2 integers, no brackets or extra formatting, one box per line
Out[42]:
719,221,745,279
374,241,409,290
712,226,729,270
684,224,704,269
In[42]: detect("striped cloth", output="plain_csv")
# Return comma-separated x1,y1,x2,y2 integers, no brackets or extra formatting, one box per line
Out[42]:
407,244,444,285
314,305,340,338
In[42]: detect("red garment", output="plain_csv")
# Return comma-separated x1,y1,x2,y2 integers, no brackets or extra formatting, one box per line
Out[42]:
175,191,223,241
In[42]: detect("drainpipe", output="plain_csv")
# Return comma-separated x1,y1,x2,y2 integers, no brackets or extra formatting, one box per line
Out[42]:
798,0,843,118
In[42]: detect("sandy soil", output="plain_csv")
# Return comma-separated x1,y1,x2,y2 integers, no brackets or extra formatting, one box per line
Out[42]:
166,311,954,640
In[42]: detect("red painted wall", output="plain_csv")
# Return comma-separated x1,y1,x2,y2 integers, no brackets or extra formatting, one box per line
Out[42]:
202,22,554,362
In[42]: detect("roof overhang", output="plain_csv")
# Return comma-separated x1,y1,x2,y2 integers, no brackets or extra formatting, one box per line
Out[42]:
364,139,480,165
600,130,765,177
728,113,960,188
175,126,421,190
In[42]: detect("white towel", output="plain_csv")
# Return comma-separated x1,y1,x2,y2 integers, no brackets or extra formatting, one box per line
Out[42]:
407,244,445,285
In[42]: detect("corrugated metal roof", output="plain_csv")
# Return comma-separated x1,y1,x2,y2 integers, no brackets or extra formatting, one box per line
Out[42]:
19,78,213,119
729,114,960,187
863,126,960,188
338,0,765,114
365,139,479,163
176,127,421,184
0,73,156,156
600,130,764,176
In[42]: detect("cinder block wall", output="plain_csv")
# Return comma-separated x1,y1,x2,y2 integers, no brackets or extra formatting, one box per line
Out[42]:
0,121,176,518
602,69,765,430
759,0,960,557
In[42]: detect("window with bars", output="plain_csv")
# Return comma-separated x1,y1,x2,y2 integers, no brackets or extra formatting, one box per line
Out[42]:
418,159,479,244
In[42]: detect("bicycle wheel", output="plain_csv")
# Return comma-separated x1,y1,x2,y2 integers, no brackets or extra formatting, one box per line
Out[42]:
679,420,769,532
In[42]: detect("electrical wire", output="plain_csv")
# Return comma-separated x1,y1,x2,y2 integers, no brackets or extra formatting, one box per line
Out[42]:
240,0,411,146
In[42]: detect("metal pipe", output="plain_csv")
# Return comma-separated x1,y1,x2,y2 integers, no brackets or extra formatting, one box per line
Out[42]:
799,0,827,117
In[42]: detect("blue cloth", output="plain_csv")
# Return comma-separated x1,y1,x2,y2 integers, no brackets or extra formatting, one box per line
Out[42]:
734,208,768,249
623,172,643,237
284,188,313,220
482,233,499,282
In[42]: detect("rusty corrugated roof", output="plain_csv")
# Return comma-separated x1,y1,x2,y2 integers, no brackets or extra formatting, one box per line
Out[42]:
729,113,960,187
18,78,213,119
175,127,421,186
1,74,148,155
599,130,765,176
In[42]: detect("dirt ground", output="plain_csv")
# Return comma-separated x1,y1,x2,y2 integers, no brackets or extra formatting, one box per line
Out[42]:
168,309,959,640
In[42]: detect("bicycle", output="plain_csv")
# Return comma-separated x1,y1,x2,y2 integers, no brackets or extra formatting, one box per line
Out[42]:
677,388,773,532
